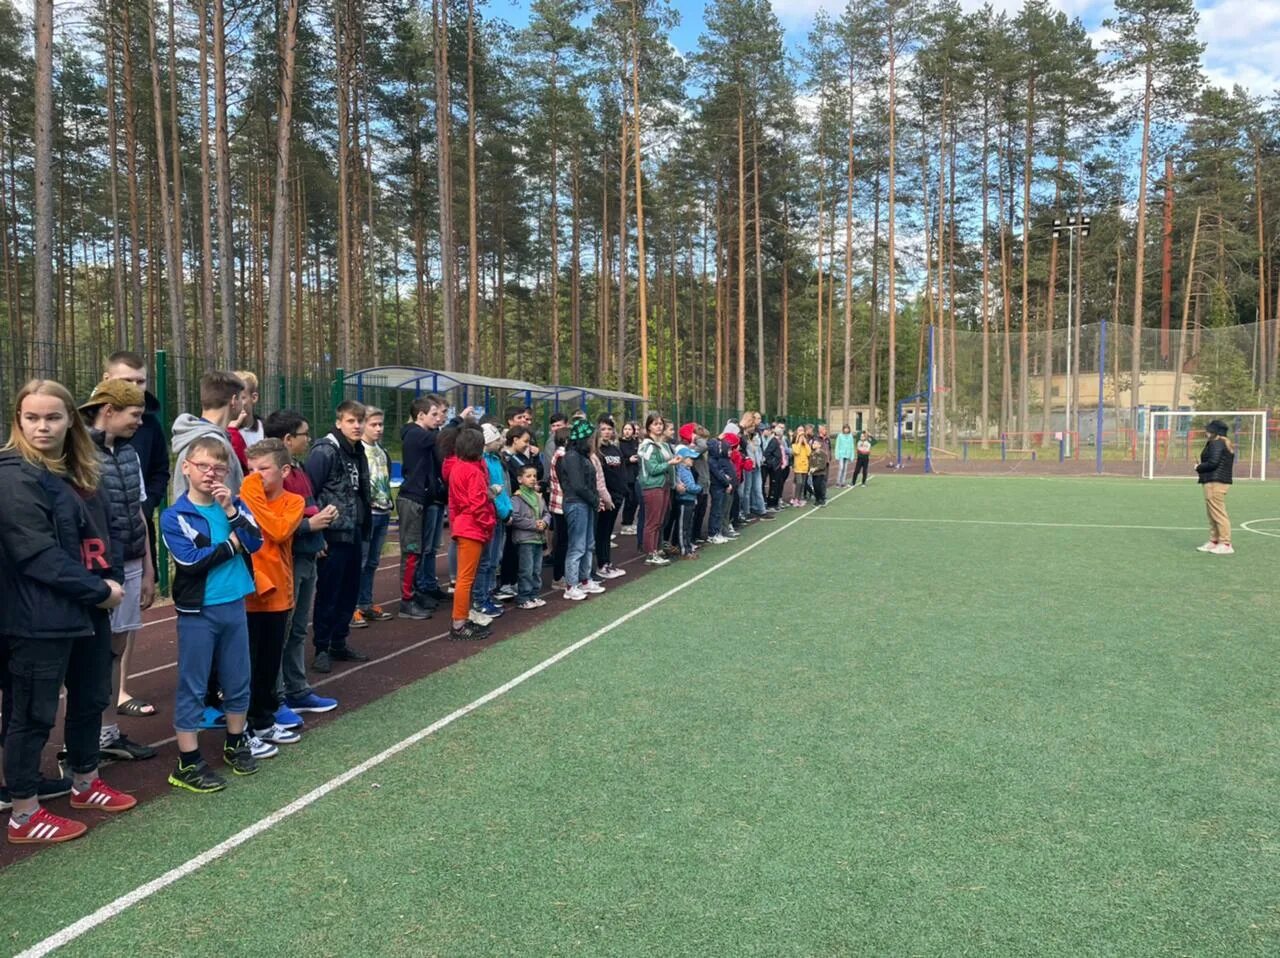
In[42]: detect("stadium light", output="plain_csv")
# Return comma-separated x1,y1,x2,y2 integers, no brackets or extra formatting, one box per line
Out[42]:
1052,215,1090,457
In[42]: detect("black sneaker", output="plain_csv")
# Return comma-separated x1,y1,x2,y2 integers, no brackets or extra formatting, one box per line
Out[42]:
0,776,73,811
222,741,259,777
398,601,432,620
330,647,370,663
424,587,450,602
169,759,228,793
449,622,491,641
100,733,158,761
312,651,332,674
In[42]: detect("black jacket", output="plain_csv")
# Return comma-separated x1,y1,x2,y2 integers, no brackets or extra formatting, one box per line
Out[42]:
91,429,149,564
619,437,640,480
306,431,372,543
558,447,599,509
707,438,736,489
1196,437,1234,484
763,436,783,471
0,452,115,639
121,390,170,515
399,422,444,505
598,443,630,503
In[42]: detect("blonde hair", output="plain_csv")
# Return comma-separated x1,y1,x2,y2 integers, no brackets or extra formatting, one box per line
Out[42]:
234,370,259,394
5,380,100,491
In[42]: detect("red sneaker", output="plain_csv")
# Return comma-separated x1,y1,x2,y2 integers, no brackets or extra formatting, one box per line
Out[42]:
7,806,88,844
70,778,138,814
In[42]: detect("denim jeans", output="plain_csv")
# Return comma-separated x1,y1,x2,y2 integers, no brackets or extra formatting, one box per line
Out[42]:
474,521,504,606
563,500,594,585
747,467,766,515
358,510,391,609
836,458,851,485
413,503,445,596
708,483,726,538
517,542,543,602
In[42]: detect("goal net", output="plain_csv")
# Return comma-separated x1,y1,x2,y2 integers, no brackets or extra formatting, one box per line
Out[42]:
1142,410,1269,480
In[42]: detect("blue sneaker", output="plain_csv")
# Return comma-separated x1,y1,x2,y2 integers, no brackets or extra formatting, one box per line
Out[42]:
198,706,227,729
285,691,338,714
274,704,305,729
475,600,504,618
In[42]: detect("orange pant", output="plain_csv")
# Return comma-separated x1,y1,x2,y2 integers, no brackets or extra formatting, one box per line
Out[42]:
452,536,484,621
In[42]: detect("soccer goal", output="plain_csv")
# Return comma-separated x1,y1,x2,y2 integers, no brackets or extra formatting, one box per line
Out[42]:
1143,410,1269,480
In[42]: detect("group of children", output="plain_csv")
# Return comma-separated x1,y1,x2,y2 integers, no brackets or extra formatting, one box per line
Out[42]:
0,353,876,844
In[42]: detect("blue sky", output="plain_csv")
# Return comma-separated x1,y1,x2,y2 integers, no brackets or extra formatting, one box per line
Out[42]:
497,0,1280,97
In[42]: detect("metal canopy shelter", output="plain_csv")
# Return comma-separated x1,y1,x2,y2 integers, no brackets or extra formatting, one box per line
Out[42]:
343,366,555,411
539,385,648,416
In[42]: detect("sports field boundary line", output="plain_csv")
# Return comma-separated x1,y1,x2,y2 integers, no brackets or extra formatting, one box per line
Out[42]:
1240,517,1280,538
15,488,847,958
814,515,1205,532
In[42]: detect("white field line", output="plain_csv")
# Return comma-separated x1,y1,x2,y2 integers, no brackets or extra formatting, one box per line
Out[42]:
815,515,1204,532
18,487,847,958
1240,518,1280,539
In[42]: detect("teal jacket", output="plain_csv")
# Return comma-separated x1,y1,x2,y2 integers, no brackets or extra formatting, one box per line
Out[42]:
835,433,855,459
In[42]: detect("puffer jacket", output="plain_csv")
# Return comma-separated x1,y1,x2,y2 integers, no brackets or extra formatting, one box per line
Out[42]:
1196,437,1234,484
707,438,736,489
692,438,711,489
171,414,243,498
90,429,148,565
122,390,169,515
0,452,115,639
305,431,372,544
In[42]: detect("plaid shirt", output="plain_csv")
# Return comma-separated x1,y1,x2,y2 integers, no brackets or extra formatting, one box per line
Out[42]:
548,446,566,515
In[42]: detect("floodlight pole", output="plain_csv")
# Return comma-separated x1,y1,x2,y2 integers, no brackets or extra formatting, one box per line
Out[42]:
1053,215,1090,458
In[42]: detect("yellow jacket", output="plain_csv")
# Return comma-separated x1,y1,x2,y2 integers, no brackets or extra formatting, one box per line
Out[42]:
791,440,811,474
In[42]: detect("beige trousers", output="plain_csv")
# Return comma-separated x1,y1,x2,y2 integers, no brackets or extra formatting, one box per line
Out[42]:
1203,482,1230,544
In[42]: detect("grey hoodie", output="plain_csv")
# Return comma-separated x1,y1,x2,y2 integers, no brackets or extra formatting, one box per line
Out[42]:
170,413,243,499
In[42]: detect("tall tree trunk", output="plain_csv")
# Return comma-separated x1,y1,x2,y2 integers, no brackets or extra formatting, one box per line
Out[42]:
780,192,790,416
616,112,627,392
33,0,54,369
267,0,300,377
147,0,187,398
735,90,747,411
1019,72,1034,435
571,146,582,386
1159,153,1174,363
548,52,560,384
335,0,353,369
1130,61,1154,420
105,1,128,347
752,121,765,411
1042,163,1061,443
1171,208,1200,422
465,0,479,373
198,0,216,365
433,0,457,370
214,0,236,365
598,143,609,385
630,0,649,401
885,14,898,436
841,61,854,427
980,102,990,444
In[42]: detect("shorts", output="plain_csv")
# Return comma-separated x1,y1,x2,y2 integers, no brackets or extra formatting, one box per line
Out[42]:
397,496,424,554
108,559,145,634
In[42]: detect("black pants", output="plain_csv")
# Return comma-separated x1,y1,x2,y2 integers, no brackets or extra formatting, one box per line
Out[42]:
499,530,519,588
595,506,618,568
552,512,569,582
1,618,111,799
692,492,708,541
621,481,640,526
676,498,696,553
852,455,870,485
730,485,742,525
247,610,290,732
313,539,362,653
767,467,789,508
662,496,678,546
811,472,828,505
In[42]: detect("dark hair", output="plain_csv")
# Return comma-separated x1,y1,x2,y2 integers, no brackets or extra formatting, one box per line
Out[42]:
199,371,245,410
504,405,530,422
410,394,446,418
518,464,538,477
106,350,146,371
455,425,484,461
436,425,461,460
263,409,307,440
597,414,615,428
505,426,533,444
552,425,570,448
335,399,366,420
549,412,568,426
644,413,664,434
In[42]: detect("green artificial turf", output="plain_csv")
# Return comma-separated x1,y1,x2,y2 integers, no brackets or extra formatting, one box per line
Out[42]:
5,476,1280,957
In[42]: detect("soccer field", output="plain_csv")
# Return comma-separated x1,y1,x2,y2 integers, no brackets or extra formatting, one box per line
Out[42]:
5,476,1280,957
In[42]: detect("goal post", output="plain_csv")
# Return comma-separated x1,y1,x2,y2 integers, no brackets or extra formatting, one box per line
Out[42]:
1143,410,1268,481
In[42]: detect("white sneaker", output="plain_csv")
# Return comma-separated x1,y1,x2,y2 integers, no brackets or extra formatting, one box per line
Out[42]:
607,564,626,576
620,525,636,536
596,565,623,580
645,553,671,566
1196,541,1217,552
469,608,495,626
1211,543,1235,555
246,734,279,759
254,723,301,745
581,580,606,595
564,585,587,601
494,586,518,601
709,534,729,544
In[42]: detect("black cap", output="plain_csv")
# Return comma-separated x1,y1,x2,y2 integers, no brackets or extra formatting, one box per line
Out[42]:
1206,419,1229,436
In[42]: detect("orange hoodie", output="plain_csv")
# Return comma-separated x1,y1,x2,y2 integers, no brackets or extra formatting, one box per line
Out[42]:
240,471,305,613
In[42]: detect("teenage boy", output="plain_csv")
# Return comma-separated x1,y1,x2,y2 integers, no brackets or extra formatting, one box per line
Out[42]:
161,436,265,793
397,396,449,620
239,439,305,747
172,371,246,498
263,411,339,718
307,401,372,673
80,380,160,765
354,407,394,627
104,351,170,574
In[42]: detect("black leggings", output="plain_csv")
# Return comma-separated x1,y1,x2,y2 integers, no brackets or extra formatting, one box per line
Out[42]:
552,512,569,581
852,456,870,485
595,506,618,567
621,480,640,526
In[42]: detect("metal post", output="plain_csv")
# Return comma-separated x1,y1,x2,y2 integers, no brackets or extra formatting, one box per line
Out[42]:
154,349,171,597
1096,319,1106,475
1065,229,1075,457
925,325,934,474
331,367,345,413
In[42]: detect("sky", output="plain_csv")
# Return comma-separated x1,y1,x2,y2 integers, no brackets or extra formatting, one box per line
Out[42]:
498,0,1280,97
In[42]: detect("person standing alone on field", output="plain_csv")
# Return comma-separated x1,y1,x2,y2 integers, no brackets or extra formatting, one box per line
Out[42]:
1196,419,1235,555
851,432,873,487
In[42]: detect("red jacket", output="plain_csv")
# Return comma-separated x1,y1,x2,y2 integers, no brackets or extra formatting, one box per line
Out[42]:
447,457,495,543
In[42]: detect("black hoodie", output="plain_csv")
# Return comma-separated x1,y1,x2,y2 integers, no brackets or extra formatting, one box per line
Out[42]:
399,422,443,505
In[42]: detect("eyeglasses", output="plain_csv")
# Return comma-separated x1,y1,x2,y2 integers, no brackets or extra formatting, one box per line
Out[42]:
188,461,229,477
292,431,311,440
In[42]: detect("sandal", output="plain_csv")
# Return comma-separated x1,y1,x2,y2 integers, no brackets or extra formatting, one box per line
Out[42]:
116,697,158,718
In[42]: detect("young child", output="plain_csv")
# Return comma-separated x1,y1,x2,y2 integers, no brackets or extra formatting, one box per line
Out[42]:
161,435,264,793
508,465,550,609
474,422,513,617
673,445,703,558
446,426,495,640
239,439,306,748
852,431,874,486
1196,418,1235,555
808,438,830,507
354,407,394,627
790,430,811,505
